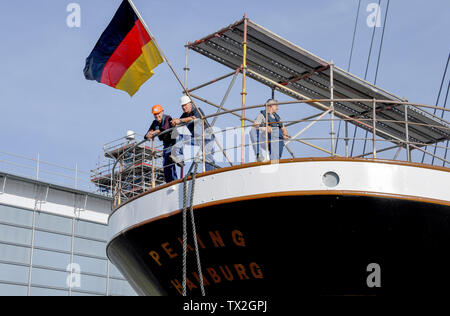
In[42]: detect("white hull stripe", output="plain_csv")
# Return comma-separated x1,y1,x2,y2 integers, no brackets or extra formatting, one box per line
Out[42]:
108,160,450,242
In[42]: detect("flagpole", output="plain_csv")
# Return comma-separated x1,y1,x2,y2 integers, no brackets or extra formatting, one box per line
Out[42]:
127,0,192,102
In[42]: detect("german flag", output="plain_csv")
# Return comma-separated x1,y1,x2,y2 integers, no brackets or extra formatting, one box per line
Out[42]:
83,0,163,96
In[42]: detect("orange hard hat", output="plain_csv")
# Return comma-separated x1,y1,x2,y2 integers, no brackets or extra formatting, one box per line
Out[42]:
152,104,163,114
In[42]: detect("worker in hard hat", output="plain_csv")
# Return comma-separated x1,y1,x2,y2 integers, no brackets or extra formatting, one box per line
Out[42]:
170,95,201,134
171,95,216,171
145,104,177,183
250,99,290,161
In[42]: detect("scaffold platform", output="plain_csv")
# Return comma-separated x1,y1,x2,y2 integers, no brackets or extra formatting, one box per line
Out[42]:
90,136,164,200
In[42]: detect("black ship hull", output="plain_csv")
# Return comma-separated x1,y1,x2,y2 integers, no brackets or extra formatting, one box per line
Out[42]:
107,193,450,296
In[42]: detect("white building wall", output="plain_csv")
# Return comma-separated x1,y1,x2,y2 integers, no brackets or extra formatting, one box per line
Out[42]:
0,172,136,296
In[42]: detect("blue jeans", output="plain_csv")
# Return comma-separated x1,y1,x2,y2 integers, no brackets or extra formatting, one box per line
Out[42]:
163,147,177,183
268,134,284,160
250,128,284,160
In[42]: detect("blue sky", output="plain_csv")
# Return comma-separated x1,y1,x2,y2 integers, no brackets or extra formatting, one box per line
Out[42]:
0,0,449,187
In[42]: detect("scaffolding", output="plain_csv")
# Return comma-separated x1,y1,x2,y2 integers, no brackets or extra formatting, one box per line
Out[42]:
186,15,450,154
106,15,450,208
90,133,164,203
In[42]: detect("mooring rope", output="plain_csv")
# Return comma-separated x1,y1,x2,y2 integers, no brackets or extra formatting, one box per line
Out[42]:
182,162,205,296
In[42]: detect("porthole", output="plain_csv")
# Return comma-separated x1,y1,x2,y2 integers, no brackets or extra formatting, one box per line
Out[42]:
323,171,339,188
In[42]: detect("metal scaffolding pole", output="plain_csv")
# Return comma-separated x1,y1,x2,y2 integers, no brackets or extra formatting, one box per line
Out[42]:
405,104,411,162
211,68,241,127
202,120,206,172
184,42,189,88
345,120,349,157
151,140,155,188
189,93,248,121
285,109,332,146
357,144,402,158
373,99,377,158
330,61,335,156
187,71,237,94
36,153,40,181
241,14,248,164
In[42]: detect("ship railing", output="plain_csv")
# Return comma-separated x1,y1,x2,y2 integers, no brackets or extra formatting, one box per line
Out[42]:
109,98,450,208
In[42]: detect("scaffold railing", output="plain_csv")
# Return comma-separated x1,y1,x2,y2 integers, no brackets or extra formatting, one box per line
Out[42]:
90,132,165,204
108,98,450,209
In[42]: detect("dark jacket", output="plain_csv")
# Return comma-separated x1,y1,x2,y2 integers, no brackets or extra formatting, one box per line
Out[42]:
146,115,175,148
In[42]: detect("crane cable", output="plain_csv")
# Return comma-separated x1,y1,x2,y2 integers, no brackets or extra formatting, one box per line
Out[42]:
335,0,362,151
421,52,450,164
361,0,390,155
373,0,391,86
349,0,382,157
438,79,450,166
347,0,362,73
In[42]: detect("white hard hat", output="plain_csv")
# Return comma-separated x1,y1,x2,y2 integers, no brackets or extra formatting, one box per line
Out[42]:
125,130,135,140
266,99,278,106
180,95,192,106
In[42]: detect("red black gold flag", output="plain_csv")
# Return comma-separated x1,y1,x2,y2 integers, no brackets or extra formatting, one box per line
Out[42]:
83,0,163,96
